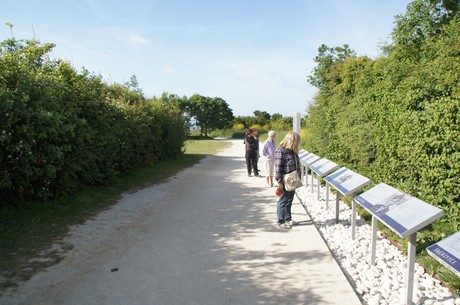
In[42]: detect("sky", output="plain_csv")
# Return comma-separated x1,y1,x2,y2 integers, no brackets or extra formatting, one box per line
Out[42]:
2,0,412,117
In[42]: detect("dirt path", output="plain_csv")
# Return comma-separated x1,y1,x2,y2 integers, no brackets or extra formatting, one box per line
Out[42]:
0,139,361,305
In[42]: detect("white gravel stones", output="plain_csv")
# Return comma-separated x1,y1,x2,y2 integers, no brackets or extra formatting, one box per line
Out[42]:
297,179,460,305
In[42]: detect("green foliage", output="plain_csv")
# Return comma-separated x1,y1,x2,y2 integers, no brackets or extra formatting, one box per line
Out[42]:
307,44,356,93
233,112,293,132
305,0,460,286
253,110,271,126
186,94,234,136
0,38,187,203
391,0,459,61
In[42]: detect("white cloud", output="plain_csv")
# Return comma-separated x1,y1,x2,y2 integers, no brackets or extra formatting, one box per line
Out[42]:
163,65,176,75
127,33,149,47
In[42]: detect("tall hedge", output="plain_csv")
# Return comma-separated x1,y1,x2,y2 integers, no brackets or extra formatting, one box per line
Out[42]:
305,3,460,238
0,39,187,203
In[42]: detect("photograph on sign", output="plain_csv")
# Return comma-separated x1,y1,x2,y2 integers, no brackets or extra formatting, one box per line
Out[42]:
427,232,460,276
311,158,335,171
326,167,370,195
355,183,401,210
326,167,348,183
370,191,411,217
337,173,370,194
311,160,338,177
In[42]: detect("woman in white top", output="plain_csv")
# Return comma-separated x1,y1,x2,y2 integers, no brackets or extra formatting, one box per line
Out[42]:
262,130,276,187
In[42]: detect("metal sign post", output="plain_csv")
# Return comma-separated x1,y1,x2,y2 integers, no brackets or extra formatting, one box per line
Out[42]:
325,167,370,225
354,183,444,305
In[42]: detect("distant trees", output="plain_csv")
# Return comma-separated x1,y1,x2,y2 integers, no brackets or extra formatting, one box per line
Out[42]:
232,111,293,132
185,94,234,137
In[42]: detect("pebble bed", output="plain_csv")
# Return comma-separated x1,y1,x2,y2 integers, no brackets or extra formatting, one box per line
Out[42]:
296,180,460,305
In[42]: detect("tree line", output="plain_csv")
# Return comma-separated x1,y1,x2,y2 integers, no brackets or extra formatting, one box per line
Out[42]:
304,0,460,241
0,35,295,204
0,38,190,203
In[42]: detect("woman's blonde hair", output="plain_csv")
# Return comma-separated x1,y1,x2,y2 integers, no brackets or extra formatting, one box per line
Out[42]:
279,131,301,153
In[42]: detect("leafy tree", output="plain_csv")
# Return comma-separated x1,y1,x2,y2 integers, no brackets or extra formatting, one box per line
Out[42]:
232,115,257,128
5,22,14,38
307,44,356,93
390,0,460,61
253,110,271,126
232,113,293,132
187,94,234,136
124,75,142,94
271,113,283,121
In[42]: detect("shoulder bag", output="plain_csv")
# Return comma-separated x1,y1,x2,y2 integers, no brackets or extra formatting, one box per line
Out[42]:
283,155,303,191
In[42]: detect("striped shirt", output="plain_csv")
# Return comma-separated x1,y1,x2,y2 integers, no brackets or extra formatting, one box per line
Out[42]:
275,147,301,184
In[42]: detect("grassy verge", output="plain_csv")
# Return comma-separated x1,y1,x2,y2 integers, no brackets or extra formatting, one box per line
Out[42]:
0,137,232,290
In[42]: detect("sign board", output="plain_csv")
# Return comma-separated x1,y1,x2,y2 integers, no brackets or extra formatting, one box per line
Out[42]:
427,232,460,277
355,183,444,238
302,153,321,166
354,183,405,212
325,167,371,196
309,158,339,178
298,150,309,159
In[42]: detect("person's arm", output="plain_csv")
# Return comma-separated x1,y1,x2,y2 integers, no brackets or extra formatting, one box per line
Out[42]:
296,154,301,178
275,149,284,186
262,141,269,158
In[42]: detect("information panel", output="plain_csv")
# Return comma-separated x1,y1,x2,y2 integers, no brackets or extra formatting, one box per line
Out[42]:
355,183,444,238
354,183,406,212
427,232,460,277
309,158,339,178
302,153,321,166
325,167,370,196
298,150,309,159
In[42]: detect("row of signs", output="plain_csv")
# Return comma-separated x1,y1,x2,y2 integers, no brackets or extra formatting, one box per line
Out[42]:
298,150,459,277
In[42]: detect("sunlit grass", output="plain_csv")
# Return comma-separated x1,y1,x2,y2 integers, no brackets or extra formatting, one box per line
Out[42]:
184,137,232,155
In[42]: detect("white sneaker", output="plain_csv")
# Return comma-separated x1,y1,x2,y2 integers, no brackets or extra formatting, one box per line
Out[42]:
279,223,291,229
287,220,297,226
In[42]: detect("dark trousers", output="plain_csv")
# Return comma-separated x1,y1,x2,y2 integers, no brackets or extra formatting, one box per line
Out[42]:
245,150,258,175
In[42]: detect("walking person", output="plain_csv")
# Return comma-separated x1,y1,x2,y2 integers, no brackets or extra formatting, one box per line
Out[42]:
244,128,259,177
262,130,276,187
275,131,301,229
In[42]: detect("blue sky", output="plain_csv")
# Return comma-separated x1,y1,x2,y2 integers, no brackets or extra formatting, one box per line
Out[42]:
2,0,412,116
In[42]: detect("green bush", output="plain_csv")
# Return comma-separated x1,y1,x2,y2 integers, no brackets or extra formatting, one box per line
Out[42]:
305,13,460,237
0,38,187,204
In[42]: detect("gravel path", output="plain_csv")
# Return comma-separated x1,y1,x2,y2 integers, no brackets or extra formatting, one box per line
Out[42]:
0,139,361,305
